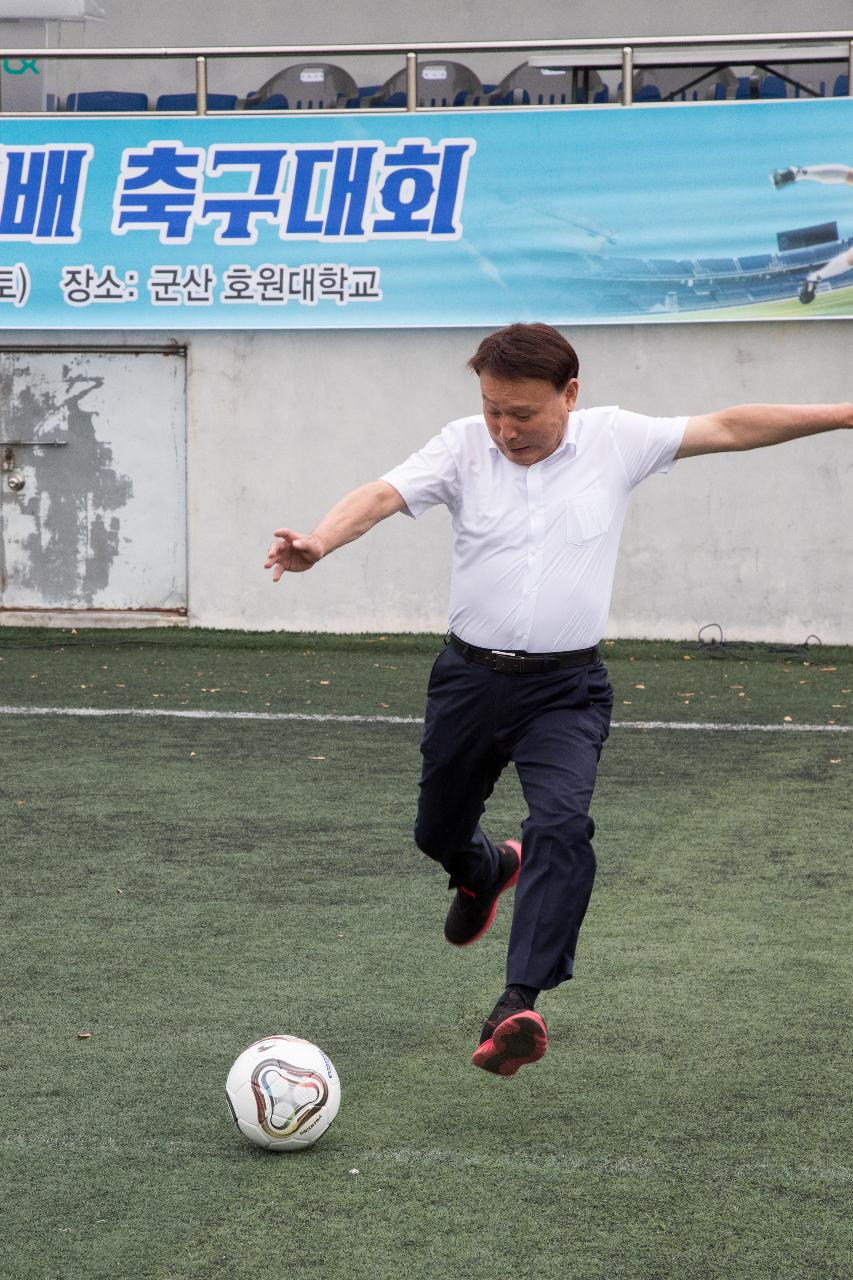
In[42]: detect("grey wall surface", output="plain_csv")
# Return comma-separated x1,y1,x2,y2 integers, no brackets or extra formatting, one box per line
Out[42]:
189,322,853,644
7,0,851,102
7,321,849,642
2,5,850,640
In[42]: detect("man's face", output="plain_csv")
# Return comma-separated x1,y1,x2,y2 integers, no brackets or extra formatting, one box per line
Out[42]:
480,372,579,466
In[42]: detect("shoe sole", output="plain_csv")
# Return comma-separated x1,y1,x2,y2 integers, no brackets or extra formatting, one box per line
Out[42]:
447,839,521,947
471,1010,548,1077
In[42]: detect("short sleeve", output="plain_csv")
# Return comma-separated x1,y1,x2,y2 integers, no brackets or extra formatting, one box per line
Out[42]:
381,430,460,519
612,409,688,489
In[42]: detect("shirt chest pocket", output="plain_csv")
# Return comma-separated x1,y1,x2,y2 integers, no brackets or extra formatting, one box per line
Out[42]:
566,486,612,545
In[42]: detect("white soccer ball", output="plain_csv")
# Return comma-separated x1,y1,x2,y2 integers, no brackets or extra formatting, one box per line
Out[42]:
226,1035,341,1151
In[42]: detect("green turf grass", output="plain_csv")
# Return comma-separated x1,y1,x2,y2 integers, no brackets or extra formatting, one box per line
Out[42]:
0,627,850,726
1,633,851,1279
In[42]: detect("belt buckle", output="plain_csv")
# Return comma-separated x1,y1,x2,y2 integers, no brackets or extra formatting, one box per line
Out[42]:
491,649,524,674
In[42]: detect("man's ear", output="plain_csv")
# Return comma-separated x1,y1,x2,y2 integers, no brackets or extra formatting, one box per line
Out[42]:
564,378,580,412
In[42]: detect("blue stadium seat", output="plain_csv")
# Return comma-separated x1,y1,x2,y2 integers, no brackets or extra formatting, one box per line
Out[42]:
66,91,149,111
759,75,788,98
156,93,238,111
734,75,761,98
634,84,662,102
833,74,850,95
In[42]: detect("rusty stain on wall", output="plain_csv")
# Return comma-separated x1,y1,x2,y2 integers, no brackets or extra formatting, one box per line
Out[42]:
5,365,133,605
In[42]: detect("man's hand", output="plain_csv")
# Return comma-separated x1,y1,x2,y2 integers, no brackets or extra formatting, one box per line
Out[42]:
264,528,324,581
264,482,407,585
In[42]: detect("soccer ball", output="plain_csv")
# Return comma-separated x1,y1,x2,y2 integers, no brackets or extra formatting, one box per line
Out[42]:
226,1035,341,1151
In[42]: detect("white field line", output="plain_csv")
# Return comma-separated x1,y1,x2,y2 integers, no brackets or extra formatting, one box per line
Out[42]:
0,704,851,732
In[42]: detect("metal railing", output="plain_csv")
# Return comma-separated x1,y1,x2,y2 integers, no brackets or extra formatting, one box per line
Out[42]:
0,29,851,112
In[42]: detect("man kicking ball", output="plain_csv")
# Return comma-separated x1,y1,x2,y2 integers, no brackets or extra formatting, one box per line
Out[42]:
771,164,853,303
265,322,852,1076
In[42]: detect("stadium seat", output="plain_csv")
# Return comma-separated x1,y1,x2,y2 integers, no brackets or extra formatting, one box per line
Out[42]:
634,83,662,102
833,74,850,95
489,63,575,106
156,92,238,111
367,60,484,108
244,94,289,110
65,90,149,111
246,63,358,110
734,74,762,98
759,75,788,98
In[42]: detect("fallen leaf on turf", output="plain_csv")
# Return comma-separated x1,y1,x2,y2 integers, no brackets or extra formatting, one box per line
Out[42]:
632,683,646,689
77,1032,92,1040
349,1169,360,1175
682,655,693,661
308,756,326,761
820,666,837,672
116,888,123,895
623,700,632,705
319,680,331,685
830,758,842,765
783,715,793,722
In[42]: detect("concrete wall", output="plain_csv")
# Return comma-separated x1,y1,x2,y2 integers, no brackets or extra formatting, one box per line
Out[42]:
5,0,851,102
2,3,851,640
189,321,853,644
8,319,849,642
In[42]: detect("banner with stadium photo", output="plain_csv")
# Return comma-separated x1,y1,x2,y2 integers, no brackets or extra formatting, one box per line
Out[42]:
1,96,852,329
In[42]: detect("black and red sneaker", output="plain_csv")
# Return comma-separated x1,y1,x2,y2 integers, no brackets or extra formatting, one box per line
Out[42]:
443,839,521,947
471,989,548,1076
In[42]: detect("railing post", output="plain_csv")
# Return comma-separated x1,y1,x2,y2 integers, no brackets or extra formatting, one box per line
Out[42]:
195,54,208,114
621,45,633,104
405,50,417,110
848,38,853,94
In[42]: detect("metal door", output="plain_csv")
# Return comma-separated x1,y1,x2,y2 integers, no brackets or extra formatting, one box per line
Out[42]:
0,348,186,614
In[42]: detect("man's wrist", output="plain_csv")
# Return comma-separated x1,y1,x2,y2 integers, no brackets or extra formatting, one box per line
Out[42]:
308,532,328,560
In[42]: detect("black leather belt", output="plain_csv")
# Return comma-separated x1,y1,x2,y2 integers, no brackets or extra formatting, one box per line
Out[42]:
448,632,598,675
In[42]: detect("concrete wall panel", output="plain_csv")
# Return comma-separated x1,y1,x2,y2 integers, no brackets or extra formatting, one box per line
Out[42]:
3,318,850,641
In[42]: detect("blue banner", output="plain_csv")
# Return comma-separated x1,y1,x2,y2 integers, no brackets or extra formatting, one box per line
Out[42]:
1,98,852,328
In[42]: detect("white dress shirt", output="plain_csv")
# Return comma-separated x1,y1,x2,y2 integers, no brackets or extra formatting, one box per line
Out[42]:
382,406,687,652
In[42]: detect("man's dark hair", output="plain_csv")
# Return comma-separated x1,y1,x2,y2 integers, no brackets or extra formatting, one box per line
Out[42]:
467,323,580,389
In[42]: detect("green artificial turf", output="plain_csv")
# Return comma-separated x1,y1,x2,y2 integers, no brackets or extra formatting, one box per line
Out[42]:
1,631,851,1279
0,627,851,726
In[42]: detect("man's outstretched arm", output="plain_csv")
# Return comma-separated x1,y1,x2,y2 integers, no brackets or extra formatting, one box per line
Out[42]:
675,403,853,459
264,480,407,582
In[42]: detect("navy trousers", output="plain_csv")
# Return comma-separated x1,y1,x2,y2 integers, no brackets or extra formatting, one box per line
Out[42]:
414,643,613,991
